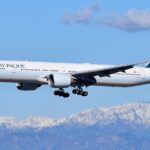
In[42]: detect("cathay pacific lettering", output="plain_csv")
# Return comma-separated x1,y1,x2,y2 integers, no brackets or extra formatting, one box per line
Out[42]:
0,60,149,98
0,64,25,69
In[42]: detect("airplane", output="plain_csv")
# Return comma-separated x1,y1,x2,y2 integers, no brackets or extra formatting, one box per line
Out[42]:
0,60,149,98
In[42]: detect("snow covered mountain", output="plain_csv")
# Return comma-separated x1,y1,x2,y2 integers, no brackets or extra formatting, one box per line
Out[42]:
1,102,150,129
1,102,150,150
66,102,150,126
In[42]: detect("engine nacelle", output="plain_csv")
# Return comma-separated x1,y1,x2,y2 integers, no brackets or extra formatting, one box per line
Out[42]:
16,83,41,91
49,74,72,88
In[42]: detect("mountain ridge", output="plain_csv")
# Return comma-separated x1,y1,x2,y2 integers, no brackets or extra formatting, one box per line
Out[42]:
0,102,150,129
0,102,150,150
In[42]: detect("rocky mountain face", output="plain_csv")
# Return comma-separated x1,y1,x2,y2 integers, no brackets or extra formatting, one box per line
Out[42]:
0,102,150,150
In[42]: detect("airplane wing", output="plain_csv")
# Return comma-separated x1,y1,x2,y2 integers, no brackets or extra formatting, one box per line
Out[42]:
72,61,147,79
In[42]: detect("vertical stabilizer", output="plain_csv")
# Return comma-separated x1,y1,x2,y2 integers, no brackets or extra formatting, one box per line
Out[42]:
146,62,150,68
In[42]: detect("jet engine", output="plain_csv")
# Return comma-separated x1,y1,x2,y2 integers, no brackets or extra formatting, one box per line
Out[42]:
16,83,41,91
48,73,72,88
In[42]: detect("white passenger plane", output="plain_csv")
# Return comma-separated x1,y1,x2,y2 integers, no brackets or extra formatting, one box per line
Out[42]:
0,60,150,98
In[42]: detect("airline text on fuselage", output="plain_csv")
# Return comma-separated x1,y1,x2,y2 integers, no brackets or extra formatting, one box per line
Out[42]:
0,64,25,69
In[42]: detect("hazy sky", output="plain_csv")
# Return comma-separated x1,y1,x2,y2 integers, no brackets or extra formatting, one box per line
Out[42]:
0,0,150,118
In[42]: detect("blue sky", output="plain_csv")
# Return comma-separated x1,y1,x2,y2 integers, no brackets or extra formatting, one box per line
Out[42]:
0,0,150,118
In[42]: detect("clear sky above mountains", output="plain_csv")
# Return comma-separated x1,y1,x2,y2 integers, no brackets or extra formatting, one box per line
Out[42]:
0,0,150,118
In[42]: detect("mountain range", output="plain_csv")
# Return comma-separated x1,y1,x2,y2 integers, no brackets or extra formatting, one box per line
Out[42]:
0,102,150,150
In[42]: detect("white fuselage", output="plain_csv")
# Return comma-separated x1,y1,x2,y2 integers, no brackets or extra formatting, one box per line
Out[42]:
0,60,150,87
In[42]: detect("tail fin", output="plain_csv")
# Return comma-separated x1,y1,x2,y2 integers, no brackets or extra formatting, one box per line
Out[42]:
146,62,150,68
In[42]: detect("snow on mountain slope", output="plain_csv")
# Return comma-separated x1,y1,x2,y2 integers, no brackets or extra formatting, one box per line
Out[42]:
67,102,150,126
0,102,150,128
0,116,58,128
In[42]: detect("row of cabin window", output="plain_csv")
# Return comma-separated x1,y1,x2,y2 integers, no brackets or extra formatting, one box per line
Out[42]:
117,72,140,76
20,69,59,72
